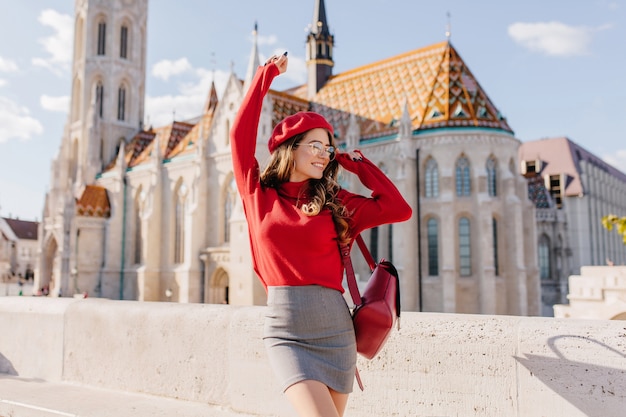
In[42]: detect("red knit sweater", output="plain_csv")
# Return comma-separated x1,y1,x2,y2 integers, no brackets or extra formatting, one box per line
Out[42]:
231,63,412,293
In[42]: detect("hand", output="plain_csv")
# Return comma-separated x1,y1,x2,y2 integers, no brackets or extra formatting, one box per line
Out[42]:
265,52,288,74
343,150,363,161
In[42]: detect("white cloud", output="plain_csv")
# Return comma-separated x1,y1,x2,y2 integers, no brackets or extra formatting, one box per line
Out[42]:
40,95,70,113
0,57,18,73
0,97,44,143
603,149,626,173
151,58,192,81
31,9,73,76
508,21,608,57
0,80,6,88
145,68,229,127
257,34,278,46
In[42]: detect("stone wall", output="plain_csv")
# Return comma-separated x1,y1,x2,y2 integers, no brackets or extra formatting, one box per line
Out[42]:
1,297,625,416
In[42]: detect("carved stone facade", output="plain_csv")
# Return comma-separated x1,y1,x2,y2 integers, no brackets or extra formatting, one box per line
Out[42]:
35,0,541,315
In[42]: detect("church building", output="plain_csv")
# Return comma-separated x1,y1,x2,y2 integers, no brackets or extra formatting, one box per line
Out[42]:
36,0,541,315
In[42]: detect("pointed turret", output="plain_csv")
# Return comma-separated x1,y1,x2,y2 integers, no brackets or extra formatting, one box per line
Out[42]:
306,0,334,99
203,80,219,114
244,22,261,92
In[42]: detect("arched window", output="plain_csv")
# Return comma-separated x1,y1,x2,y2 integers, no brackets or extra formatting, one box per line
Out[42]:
387,225,393,263
455,156,471,196
117,85,126,121
120,25,128,59
459,217,471,276
134,196,142,265
492,217,499,276
425,158,439,198
224,177,237,243
427,218,439,276
370,226,379,261
225,119,231,146
486,156,497,197
97,21,106,55
96,82,104,118
538,234,551,280
174,184,187,264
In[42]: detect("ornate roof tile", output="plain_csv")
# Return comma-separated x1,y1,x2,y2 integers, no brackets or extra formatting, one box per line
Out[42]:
76,185,111,218
297,41,512,134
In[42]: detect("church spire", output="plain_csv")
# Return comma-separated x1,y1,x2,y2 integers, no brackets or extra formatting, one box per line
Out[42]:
244,22,261,91
306,0,334,99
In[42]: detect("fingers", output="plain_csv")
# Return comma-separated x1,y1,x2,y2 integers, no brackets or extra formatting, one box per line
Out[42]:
264,52,288,67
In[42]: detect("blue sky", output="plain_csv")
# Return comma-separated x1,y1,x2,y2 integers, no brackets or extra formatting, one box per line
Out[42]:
0,0,625,221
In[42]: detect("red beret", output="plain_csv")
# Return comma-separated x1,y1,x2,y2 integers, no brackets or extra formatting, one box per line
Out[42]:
268,111,334,153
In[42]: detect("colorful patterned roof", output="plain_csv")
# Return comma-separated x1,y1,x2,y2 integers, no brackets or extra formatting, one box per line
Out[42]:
292,41,512,134
526,175,553,209
268,90,394,141
76,185,111,218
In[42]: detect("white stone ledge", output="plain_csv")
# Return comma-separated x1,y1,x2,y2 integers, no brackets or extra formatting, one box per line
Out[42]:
1,297,625,417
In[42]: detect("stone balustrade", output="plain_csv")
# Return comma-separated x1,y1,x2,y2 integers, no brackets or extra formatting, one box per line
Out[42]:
1,296,625,416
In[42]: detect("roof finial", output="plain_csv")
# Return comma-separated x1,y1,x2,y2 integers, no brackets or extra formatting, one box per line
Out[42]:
445,12,451,40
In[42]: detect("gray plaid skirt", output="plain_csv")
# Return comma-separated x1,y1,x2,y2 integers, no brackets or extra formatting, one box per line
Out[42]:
263,285,357,393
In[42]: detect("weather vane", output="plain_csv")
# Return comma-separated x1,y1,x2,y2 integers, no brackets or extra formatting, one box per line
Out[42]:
446,12,451,40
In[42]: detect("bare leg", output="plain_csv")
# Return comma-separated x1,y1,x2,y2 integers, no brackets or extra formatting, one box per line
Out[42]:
329,388,349,416
285,379,346,417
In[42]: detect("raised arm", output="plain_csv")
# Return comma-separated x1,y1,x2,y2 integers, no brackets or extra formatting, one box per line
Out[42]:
230,54,287,195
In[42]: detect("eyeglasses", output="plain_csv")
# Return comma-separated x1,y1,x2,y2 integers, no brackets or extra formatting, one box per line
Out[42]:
297,142,336,161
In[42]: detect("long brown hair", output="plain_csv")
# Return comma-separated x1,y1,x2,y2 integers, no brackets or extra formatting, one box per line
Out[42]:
260,131,350,244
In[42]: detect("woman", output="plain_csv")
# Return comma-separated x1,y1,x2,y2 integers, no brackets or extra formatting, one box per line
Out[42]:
230,52,412,417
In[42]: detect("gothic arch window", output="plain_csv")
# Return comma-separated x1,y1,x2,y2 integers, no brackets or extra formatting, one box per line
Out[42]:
425,158,439,198
120,24,129,59
370,226,379,261
486,156,497,197
133,190,143,265
223,177,237,243
225,119,230,146
459,217,471,276
455,156,471,197
538,234,551,280
509,158,516,175
492,217,499,276
95,82,104,118
74,17,84,62
117,85,126,121
97,19,106,55
71,77,82,122
174,183,187,264
427,217,439,276
387,225,393,263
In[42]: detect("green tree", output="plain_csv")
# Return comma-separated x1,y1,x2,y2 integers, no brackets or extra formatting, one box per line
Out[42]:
602,215,626,244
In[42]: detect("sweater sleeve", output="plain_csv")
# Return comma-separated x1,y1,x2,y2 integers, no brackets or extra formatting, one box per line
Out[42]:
336,151,412,236
230,63,280,196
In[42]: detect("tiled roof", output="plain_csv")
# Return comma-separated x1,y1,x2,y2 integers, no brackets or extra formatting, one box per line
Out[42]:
76,185,111,218
293,41,511,134
526,175,553,209
268,90,394,141
125,130,156,168
2,218,38,240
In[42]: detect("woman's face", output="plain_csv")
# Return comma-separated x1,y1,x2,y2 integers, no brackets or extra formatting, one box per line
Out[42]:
289,128,334,182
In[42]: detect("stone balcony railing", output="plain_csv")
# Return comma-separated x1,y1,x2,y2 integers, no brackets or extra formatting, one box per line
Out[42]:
1,296,625,417
554,266,626,320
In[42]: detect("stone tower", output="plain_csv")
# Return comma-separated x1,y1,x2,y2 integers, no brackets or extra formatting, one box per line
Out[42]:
36,0,148,297
69,0,148,187
306,0,334,99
